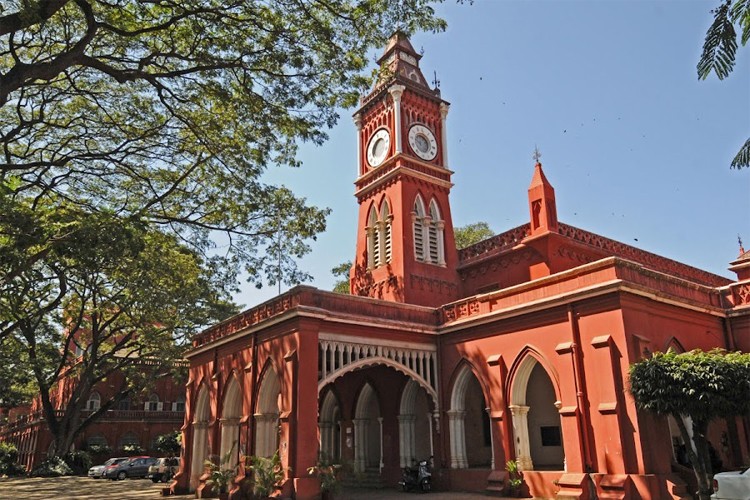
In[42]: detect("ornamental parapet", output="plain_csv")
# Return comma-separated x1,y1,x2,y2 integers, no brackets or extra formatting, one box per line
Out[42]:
557,223,730,287
442,257,725,325
191,286,440,348
457,224,530,265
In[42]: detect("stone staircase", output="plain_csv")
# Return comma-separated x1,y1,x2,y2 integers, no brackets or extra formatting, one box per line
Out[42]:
340,468,387,490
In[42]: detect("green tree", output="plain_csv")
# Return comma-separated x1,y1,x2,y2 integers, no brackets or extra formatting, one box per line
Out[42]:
629,349,750,500
155,431,182,456
454,222,495,249
2,195,235,457
698,0,750,168
331,261,352,294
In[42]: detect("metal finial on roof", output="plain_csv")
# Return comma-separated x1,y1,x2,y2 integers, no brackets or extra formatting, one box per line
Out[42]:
533,146,542,165
432,71,440,89
739,234,745,254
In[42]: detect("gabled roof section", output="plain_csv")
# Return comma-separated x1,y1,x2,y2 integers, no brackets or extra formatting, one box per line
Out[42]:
375,31,430,90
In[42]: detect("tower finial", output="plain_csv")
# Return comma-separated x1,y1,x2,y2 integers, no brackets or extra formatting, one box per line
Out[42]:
739,234,746,255
532,146,542,165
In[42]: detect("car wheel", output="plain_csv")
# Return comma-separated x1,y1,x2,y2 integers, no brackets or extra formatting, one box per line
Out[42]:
117,471,127,480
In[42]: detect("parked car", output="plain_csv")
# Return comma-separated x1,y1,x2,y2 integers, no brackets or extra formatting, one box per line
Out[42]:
88,457,129,478
103,456,157,480
712,468,750,500
147,457,179,483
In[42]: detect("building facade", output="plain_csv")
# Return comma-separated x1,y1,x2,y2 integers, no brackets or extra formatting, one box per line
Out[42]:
0,365,186,471
174,33,750,499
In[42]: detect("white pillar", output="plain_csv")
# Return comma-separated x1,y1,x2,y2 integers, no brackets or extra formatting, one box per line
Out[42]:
354,114,363,175
378,417,384,472
427,411,434,461
389,85,405,154
439,102,449,167
190,421,209,490
219,417,240,468
436,220,446,266
447,409,468,469
398,414,416,467
485,407,495,469
509,405,533,471
353,418,368,472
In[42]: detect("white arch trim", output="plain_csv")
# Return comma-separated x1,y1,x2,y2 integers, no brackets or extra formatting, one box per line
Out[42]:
222,376,242,419
320,391,339,422
318,356,438,410
449,364,478,411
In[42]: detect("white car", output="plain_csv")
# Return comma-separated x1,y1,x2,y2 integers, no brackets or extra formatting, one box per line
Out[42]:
88,457,129,478
712,468,750,500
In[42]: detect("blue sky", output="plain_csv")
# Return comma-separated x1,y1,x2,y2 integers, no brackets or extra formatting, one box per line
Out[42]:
238,0,750,308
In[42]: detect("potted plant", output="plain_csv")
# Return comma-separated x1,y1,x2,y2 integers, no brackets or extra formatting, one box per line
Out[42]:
205,448,238,500
247,451,284,499
506,459,524,497
307,457,343,500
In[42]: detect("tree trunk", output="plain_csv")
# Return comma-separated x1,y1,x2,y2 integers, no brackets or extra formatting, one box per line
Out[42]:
674,416,713,500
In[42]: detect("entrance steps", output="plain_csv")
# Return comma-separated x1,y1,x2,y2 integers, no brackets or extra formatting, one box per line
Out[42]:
341,468,386,489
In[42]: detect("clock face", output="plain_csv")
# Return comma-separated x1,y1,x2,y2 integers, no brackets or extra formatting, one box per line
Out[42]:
367,128,391,167
408,124,438,161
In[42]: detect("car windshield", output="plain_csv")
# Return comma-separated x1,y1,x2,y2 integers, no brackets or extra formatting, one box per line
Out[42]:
103,458,118,466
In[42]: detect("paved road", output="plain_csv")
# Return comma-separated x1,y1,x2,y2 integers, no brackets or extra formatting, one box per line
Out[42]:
0,476,506,499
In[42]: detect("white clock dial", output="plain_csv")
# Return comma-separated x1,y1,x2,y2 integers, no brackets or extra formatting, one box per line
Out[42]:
366,128,391,167
408,124,438,161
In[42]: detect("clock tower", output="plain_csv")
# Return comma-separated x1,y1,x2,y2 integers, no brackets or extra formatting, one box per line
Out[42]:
350,32,460,307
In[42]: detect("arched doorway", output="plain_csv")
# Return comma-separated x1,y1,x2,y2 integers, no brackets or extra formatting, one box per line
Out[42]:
448,365,491,469
254,365,281,457
220,376,242,469
353,383,381,473
398,380,432,467
190,385,210,490
319,390,342,461
509,356,564,471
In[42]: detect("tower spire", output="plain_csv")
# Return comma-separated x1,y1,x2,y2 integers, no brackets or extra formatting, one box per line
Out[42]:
528,148,558,236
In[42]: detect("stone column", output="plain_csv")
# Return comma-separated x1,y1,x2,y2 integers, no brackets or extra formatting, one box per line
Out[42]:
447,409,468,469
389,85,406,154
354,114,363,175
439,102,449,167
398,414,416,467
220,417,240,468
509,405,533,471
190,421,209,490
378,417,384,472
353,418,368,472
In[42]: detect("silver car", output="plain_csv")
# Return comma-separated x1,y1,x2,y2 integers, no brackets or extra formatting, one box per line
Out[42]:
88,457,129,478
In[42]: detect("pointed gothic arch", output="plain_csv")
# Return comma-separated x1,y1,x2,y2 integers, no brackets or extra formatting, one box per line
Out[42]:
319,389,342,462
353,383,382,472
663,336,686,354
508,348,564,471
254,362,281,458
447,362,491,469
398,380,433,467
367,203,380,268
220,374,242,469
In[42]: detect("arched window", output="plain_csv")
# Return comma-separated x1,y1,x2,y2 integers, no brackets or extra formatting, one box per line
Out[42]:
119,432,140,450
380,200,392,265
412,196,427,261
118,396,130,411
367,205,379,269
428,200,445,265
172,395,186,412
86,392,101,411
145,394,161,412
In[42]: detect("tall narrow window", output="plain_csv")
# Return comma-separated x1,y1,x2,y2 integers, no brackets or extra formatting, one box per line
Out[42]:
428,200,445,265
145,394,161,412
380,200,392,264
367,206,379,269
413,196,426,261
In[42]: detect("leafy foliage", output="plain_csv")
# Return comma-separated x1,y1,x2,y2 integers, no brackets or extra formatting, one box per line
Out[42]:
205,447,238,495
248,451,284,498
0,442,26,476
629,349,750,499
30,456,74,477
331,261,352,294
154,431,182,455
698,0,750,168
454,222,495,249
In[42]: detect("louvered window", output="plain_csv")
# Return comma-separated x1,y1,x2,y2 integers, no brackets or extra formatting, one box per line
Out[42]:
381,201,392,264
413,196,426,261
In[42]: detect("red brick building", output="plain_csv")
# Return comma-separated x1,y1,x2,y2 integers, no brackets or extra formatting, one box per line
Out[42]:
173,33,750,499
0,363,186,471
